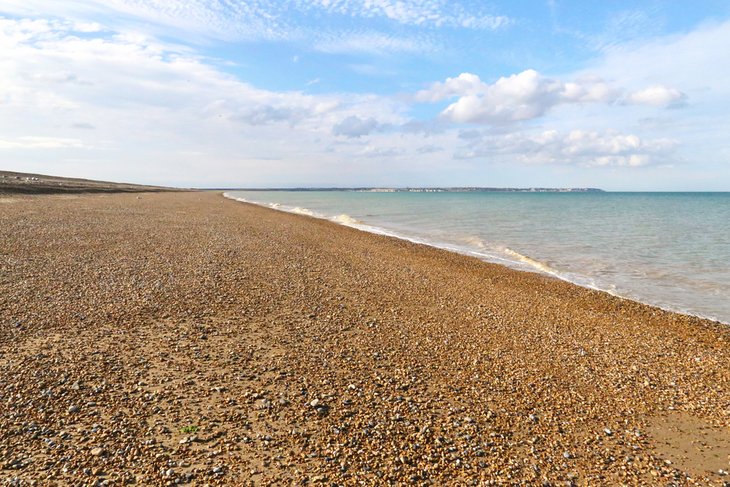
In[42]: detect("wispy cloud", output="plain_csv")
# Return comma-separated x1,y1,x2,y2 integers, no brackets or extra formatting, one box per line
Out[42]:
2,6,729,188
0,136,86,149
302,0,510,30
0,0,293,41
1,0,510,45
314,30,432,54
455,129,678,167
332,115,380,137
0,16,413,183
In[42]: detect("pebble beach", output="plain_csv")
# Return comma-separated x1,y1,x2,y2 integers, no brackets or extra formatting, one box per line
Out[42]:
1,191,728,485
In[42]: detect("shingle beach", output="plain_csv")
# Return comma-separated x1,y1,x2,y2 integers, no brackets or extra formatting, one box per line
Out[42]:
1,191,728,485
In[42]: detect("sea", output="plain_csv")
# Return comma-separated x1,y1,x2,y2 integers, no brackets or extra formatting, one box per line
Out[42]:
225,190,730,324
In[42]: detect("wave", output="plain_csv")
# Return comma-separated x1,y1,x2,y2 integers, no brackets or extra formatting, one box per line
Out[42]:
222,193,726,324
461,235,487,249
502,247,562,278
331,214,361,226
222,193,571,280
291,206,316,217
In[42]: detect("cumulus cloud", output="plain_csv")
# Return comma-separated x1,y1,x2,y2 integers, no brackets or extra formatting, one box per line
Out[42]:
332,116,380,137
416,69,686,124
0,16,407,184
455,129,677,167
1,7,717,187
624,85,687,108
417,70,618,124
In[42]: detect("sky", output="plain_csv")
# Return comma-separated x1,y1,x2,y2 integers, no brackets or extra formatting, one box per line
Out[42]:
1,1,730,190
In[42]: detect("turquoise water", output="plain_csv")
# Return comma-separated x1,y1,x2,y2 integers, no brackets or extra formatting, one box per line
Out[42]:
226,191,730,324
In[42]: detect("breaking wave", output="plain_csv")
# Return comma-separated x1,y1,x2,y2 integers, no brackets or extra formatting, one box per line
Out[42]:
222,192,728,324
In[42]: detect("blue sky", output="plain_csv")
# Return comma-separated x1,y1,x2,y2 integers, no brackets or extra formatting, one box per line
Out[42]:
1,1,730,190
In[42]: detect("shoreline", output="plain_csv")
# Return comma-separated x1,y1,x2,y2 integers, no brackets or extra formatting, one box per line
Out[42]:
223,192,729,327
1,191,728,485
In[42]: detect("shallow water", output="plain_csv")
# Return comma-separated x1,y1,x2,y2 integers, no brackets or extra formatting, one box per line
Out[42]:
226,191,730,324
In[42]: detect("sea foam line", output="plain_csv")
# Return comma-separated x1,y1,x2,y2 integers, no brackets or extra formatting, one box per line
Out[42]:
223,192,586,285
222,193,725,324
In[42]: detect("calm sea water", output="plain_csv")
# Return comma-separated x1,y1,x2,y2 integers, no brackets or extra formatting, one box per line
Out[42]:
226,191,730,324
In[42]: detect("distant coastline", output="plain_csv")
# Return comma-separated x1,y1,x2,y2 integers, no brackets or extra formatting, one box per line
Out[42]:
213,187,605,193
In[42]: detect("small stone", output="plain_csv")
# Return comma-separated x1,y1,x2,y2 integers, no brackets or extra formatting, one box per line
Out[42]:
90,447,104,456
310,399,320,408
68,405,80,414
604,428,613,436
563,451,573,459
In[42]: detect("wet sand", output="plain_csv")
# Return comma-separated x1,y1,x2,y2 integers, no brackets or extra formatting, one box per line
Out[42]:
1,191,728,485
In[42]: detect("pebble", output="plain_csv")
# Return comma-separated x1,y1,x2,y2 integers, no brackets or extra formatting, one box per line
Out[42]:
1,191,728,486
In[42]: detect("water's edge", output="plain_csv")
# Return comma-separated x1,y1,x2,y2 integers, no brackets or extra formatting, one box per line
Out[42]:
223,192,727,325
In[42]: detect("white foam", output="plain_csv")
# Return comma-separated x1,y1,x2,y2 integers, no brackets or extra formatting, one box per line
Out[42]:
222,192,727,324
291,206,316,216
503,248,562,277
331,214,361,226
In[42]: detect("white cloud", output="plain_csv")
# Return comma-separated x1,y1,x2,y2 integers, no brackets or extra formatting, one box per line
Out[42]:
0,0,291,42
304,0,510,30
416,69,685,124
624,85,687,108
2,10,728,188
0,0,510,48
414,72,484,102
333,116,380,137
455,129,678,167
314,31,429,54
424,70,617,123
357,144,403,158
0,16,408,185
0,136,85,149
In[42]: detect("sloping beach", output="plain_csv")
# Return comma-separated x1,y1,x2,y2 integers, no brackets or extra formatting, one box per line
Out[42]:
1,191,728,485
